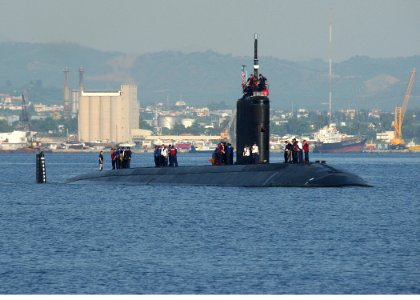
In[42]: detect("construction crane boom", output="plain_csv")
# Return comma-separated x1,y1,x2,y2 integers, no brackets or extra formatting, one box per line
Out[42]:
391,68,416,148
220,109,236,143
18,94,31,131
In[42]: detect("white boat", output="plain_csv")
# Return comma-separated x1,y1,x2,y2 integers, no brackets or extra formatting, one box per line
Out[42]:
0,130,39,151
118,142,136,148
190,141,218,153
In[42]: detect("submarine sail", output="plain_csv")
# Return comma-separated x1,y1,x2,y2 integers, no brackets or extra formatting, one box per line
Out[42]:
236,34,270,164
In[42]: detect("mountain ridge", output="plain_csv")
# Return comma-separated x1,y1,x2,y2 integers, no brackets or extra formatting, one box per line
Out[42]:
0,42,419,111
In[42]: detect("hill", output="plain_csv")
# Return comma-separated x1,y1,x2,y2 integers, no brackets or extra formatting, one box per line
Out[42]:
0,42,419,111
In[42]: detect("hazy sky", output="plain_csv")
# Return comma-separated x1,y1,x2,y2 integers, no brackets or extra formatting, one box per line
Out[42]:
1,0,420,61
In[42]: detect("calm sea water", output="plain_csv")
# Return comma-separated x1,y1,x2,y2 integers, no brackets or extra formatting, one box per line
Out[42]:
0,151,419,294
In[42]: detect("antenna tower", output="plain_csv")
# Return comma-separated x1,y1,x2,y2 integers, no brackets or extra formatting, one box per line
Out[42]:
328,21,333,123
19,94,31,131
63,66,71,119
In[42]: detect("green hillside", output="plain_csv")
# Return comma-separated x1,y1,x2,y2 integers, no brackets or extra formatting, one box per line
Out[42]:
1,42,419,111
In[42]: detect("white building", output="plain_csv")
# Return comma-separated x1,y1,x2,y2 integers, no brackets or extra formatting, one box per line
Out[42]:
376,131,394,143
78,84,139,143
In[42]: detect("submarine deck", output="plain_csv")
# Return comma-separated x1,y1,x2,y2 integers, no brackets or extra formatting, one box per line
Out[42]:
66,162,370,187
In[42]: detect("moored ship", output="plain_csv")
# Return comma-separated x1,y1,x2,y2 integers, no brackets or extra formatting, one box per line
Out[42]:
312,123,366,153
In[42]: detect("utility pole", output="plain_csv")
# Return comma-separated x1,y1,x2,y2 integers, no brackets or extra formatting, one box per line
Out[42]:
328,21,333,124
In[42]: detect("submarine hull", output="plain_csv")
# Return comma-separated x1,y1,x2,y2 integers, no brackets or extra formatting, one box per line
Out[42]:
66,162,370,187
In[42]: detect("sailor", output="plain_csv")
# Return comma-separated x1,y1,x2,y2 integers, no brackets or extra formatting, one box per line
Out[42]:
211,147,218,165
297,140,303,163
286,140,293,162
169,145,178,167
168,145,173,166
98,150,104,172
303,140,310,163
115,148,121,169
111,148,116,169
121,147,126,169
292,139,298,163
214,142,224,165
251,143,259,164
119,147,124,168
243,145,250,164
126,147,132,168
250,74,258,92
245,75,253,95
227,143,234,165
161,144,168,167
258,74,267,90
245,74,258,95
283,141,289,163
154,145,160,167
220,142,226,165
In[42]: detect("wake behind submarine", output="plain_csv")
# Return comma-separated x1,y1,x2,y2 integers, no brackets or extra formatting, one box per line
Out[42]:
66,34,370,187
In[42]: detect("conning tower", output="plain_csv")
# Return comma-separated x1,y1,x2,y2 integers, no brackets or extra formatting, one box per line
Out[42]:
236,34,270,164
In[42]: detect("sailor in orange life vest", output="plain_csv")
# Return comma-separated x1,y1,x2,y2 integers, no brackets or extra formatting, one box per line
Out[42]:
303,140,310,163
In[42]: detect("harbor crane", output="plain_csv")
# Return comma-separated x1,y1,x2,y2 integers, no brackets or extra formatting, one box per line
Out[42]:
390,68,416,149
18,94,31,131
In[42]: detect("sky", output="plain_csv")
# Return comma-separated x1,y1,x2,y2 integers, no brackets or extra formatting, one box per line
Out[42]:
1,0,420,61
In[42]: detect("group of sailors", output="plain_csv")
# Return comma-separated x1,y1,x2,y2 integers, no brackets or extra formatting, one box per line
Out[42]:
283,139,309,164
243,73,268,96
99,139,310,171
110,147,132,169
211,142,234,165
154,144,178,167
242,143,259,164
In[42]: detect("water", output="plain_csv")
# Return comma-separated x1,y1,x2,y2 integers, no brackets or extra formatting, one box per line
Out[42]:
0,151,419,294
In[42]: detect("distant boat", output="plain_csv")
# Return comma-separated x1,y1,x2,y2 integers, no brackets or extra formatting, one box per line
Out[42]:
118,142,136,148
63,141,86,150
407,139,420,152
189,143,217,153
175,142,192,152
312,123,366,153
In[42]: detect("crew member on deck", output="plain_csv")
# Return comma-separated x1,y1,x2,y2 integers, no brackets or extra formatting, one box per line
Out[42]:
283,141,289,163
243,145,251,164
297,140,303,163
98,151,104,172
258,74,267,90
111,148,116,169
251,143,259,164
303,140,310,163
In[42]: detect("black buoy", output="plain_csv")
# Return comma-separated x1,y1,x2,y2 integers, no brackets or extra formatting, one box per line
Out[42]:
36,151,47,183
236,33,270,164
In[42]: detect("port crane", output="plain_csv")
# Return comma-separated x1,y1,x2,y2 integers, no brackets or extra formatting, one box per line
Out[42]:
18,94,31,131
390,68,416,149
220,109,236,143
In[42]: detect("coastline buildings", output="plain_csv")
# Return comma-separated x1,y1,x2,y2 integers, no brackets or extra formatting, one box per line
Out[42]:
78,84,139,144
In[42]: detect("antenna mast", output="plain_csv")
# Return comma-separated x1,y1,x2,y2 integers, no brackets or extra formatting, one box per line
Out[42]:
253,34,259,77
63,66,71,119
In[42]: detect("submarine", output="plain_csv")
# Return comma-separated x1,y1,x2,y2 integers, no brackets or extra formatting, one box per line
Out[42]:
66,34,370,187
